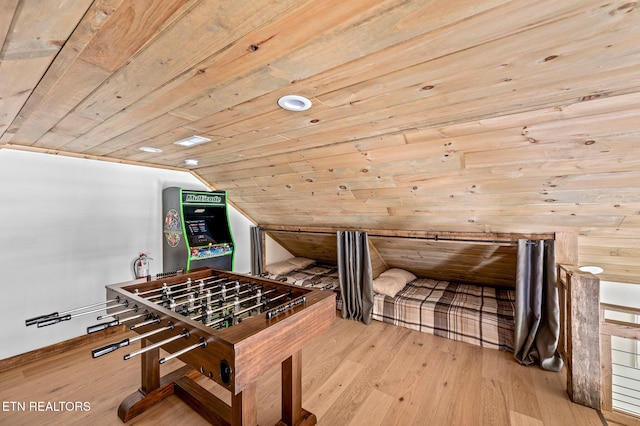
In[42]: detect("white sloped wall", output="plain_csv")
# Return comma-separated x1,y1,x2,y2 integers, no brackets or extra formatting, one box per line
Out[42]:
0,149,254,360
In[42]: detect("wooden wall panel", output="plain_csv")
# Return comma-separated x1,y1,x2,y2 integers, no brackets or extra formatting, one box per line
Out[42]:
368,237,518,288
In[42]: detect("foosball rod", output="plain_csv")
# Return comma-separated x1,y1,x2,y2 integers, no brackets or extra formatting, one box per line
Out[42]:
159,337,207,364
123,329,189,360
96,304,138,320
201,290,291,326
165,281,253,309
132,279,195,297
25,296,122,326
206,315,232,328
266,295,306,320
148,275,229,295
146,277,231,301
92,322,174,358
189,288,277,323
149,277,242,304
192,302,234,323
230,290,280,317
129,314,161,330
34,300,130,328
171,283,267,312
86,310,148,334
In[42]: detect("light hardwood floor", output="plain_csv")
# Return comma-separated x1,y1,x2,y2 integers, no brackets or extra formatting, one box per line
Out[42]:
0,315,604,425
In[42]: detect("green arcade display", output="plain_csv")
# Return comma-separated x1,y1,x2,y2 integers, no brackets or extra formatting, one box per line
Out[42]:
162,187,234,272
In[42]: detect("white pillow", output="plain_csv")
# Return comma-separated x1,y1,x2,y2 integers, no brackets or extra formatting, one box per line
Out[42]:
380,268,416,284
286,257,315,269
373,276,406,298
265,257,315,275
265,260,297,275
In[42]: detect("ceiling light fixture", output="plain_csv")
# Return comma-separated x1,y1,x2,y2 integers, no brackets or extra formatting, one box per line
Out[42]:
173,135,211,147
278,95,312,112
579,266,604,275
184,159,199,167
139,146,163,153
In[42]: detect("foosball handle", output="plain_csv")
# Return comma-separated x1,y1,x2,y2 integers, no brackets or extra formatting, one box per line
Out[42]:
87,319,120,334
92,338,130,358
26,312,59,326
37,314,71,327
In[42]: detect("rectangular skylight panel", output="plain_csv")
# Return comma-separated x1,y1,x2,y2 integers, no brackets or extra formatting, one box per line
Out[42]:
173,135,211,147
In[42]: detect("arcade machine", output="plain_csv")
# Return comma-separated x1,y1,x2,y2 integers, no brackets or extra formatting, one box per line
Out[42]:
162,187,234,272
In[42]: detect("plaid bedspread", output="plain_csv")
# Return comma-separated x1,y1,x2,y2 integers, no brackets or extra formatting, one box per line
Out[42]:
372,278,515,352
265,263,343,310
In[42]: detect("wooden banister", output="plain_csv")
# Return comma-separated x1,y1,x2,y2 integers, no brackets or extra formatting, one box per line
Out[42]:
557,264,601,410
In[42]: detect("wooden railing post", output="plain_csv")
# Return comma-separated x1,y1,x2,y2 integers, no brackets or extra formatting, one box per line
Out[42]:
560,265,601,409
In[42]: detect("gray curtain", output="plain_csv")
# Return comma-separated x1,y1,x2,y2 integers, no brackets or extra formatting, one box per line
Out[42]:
250,226,263,275
337,231,374,324
514,239,563,371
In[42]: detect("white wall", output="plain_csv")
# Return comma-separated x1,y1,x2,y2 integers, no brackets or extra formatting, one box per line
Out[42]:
265,235,294,264
0,149,254,360
601,280,640,309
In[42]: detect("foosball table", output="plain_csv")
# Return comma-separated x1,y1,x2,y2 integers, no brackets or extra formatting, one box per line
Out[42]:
27,268,336,425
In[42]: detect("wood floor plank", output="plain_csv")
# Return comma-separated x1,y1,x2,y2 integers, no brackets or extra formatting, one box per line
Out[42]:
413,343,472,424
510,411,545,426
347,388,394,426
404,347,458,424
444,343,484,425
304,359,364,421
481,377,511,425
531,365,604,426
374,328,439,396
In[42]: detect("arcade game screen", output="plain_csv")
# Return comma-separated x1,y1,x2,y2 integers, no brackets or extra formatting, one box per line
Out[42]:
183,205,233,248
185,219,216,246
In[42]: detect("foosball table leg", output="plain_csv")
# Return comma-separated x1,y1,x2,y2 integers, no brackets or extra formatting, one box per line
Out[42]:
232,382,258,426
141,339,160,393
280,350,317,426
118,339,199,422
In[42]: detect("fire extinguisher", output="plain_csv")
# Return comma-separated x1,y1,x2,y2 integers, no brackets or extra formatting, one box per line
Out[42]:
133,253,152,279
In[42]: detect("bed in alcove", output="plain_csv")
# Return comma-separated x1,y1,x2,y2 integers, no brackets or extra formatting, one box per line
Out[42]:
256,226,571,354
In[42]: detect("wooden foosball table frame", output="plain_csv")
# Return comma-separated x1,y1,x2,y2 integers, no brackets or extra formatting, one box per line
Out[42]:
103,268,336,426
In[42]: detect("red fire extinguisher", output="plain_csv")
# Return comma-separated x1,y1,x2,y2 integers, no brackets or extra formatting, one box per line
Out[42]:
133,253,152,279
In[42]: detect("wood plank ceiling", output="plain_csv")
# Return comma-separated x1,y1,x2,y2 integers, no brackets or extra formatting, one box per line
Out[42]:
1,0,638,284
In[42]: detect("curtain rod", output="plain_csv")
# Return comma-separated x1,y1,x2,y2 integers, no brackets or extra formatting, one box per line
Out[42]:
258,227,533,246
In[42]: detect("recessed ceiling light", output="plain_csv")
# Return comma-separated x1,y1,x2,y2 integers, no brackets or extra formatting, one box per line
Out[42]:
278,95,312,111
139,146,163,153
174,135,211,147
184,159,199,167
579,265,604,274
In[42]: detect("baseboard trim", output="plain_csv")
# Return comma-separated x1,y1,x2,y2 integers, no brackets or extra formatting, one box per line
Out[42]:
0,325,126,373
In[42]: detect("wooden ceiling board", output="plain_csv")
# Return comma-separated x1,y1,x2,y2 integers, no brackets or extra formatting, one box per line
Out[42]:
1,0,639,283
64,0,384,153
73,0,303,122
0,0,94,136
0,1,19,48
8,0,124,144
